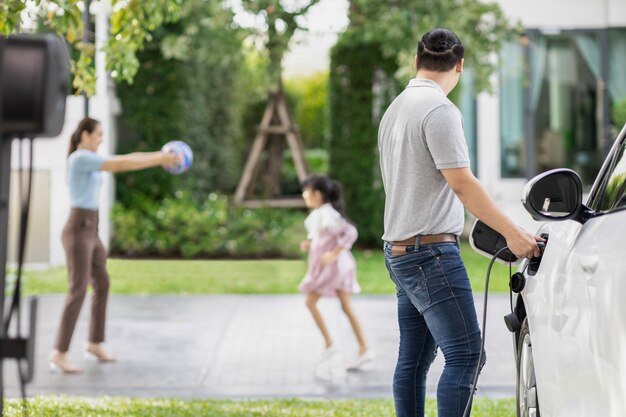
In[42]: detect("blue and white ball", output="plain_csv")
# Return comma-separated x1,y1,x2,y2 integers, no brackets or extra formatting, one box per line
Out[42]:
161,140,193,174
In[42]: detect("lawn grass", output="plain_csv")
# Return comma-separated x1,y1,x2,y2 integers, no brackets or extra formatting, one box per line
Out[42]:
5,397,516,416
22,240,515,295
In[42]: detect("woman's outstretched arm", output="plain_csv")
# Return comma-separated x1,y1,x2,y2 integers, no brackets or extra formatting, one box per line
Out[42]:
100,151,178,173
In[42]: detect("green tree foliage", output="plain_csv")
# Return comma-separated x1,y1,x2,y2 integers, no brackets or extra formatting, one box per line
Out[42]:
163,0,247,196
346,0,515,92
240,0,321,89
612,96,626,130
602,172,626,210
114,25,184,209
284,72,329,148
329,0,514,245
237,1,324,198
284,72,330,184
115,0,246,208
0,1,27,34
0,0,183,96
329,38,398,245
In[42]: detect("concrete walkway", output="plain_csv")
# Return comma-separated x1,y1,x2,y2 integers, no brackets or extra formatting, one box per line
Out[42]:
3,294,517,399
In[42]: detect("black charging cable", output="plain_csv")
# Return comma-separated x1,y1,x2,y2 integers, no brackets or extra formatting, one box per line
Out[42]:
4,137,33,417
462,242,545,417
462,246,511,417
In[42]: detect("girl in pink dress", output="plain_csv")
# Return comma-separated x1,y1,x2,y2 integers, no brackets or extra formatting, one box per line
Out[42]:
299,175,374,369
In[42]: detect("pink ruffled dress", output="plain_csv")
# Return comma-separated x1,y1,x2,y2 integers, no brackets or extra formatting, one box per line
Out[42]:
298,203,361,297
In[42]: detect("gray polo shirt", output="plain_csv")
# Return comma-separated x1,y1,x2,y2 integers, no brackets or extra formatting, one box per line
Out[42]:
378,78,470,242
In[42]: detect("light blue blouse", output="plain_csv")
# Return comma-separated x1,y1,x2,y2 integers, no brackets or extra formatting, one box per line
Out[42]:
67,150,105,209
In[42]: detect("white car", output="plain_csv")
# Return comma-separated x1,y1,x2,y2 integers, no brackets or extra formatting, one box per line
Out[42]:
513,123,626,417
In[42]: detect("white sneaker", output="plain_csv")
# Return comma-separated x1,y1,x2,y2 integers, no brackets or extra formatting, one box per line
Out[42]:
320,345,338,360
346,350,375,371
315,347,346,381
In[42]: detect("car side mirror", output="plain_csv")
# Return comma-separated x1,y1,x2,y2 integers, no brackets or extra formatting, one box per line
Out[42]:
522,169,585,222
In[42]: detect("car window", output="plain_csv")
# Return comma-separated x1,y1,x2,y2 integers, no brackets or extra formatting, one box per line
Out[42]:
594,139,626,212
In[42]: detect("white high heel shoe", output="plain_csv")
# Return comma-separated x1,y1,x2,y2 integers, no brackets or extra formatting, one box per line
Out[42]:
84,344,116,362
49,351,83,374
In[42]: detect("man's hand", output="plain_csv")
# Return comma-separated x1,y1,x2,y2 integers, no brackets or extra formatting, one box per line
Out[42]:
300,240,311,252
504,227,545,259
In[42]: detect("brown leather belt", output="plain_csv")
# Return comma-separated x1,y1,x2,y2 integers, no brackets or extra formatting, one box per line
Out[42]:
388,233,458,256
391,233,458,246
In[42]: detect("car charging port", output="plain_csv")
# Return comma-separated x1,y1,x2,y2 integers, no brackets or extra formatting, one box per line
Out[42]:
527,235,548,276
504,237,547,333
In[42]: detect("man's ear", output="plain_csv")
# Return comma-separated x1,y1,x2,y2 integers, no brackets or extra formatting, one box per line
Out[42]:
414,54,419,71
456,58,464,74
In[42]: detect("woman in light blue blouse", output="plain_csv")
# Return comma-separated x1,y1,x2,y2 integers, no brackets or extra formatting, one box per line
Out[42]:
49,117,179,374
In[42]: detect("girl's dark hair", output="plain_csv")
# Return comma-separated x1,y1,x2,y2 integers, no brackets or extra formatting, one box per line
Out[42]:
416,28,464,72
68,117,99,157
301,174,345,215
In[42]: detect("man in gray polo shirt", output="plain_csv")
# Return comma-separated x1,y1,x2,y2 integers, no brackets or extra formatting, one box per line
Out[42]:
378,29,542,417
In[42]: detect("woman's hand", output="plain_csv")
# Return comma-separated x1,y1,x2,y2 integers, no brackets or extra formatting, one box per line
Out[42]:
321,251,338,266
300,240,311,252
161,151,182,169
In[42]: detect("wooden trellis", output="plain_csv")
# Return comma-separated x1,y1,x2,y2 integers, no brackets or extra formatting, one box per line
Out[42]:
234,92,309,208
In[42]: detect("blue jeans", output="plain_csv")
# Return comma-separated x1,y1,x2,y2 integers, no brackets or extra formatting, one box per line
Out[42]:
384,240,482,417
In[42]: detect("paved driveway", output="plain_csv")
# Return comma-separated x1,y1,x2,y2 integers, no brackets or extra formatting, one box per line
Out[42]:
3,294,516,399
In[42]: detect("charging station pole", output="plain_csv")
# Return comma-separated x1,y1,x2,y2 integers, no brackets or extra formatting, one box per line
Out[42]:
0,34,68,415
0,34,8,413
0,137,11,415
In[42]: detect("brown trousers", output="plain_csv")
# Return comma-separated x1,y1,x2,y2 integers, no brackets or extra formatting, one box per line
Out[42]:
54,208,110,352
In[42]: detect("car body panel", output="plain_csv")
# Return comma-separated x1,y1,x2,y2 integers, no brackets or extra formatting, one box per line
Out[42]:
514,124,626,417
523,209,626,416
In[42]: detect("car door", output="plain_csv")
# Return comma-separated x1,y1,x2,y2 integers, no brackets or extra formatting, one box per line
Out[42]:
524,128,626,417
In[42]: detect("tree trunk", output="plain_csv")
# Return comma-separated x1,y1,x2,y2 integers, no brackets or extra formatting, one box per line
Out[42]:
261,136,286,197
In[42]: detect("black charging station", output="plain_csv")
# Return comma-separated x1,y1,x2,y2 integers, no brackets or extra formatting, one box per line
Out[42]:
0,33,70,413
469,219,519,264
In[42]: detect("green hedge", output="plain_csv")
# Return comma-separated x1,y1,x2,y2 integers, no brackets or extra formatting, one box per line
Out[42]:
115,24,184,207
111,192,306,258
329,35,398,245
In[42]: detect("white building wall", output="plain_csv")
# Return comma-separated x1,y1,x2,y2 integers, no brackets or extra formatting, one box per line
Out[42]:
11,96,117,268
609,0,626,27
10,0,118,267
90,0,118,258
498,0,626,29
10,97,82,268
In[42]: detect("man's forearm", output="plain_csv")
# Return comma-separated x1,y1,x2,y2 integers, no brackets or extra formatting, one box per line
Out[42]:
454,175,519,239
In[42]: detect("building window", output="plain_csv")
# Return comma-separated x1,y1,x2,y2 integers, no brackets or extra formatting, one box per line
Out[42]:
532,33,601,184
498,30,619,184
458,69,478,175
499,40,525,178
